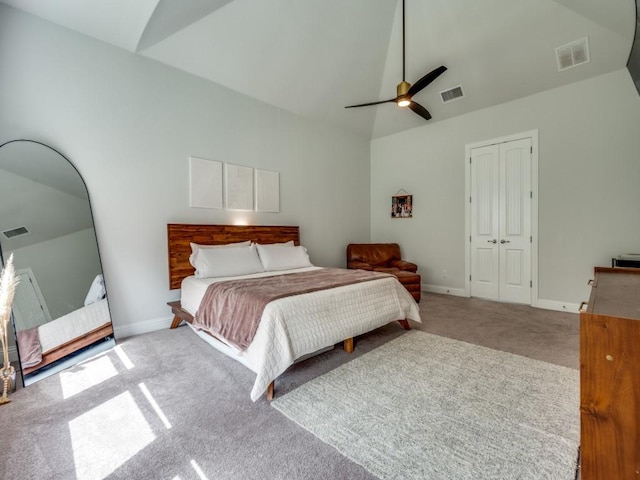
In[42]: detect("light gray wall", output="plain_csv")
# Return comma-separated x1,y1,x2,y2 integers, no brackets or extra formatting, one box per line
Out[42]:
11,228,102,320
372,68,640,307
0,5,372,336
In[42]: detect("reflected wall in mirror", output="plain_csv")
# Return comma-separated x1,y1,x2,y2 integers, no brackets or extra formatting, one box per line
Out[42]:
0,140,115,386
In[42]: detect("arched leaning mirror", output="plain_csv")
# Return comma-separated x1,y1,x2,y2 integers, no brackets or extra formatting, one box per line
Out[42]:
0,140,115,387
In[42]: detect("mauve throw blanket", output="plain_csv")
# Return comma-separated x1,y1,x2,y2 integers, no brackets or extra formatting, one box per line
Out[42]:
16,325,43,368
193,268,391,350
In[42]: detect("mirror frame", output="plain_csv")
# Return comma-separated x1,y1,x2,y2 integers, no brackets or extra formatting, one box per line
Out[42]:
0,139,115,387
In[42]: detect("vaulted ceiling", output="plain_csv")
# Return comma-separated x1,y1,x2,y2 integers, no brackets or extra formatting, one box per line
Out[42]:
1,0,636,139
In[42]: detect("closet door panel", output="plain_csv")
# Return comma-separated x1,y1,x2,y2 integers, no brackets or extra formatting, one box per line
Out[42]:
498,139,531,304
470,145,500,300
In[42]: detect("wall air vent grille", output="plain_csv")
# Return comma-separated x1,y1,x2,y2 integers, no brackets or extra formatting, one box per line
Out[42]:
2,226,30,239
556,37,590,71
440,85,464,103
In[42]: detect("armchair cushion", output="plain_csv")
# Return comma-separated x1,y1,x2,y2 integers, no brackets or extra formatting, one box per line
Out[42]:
390,259,418,273
346,261,373,271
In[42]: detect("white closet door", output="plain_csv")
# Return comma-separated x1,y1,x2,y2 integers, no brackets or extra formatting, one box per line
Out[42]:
470,138,531,304
498,138,531,304
470,144,500,300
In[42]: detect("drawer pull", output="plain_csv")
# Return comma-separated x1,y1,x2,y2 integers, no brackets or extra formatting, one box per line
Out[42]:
606,355,614,362
579,301,588,312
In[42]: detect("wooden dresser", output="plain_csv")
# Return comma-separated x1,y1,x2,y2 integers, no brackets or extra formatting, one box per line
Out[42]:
580,266,640,479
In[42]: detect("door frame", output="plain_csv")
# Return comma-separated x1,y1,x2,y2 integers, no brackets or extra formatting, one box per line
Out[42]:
464,129,539,307
14,267,52,328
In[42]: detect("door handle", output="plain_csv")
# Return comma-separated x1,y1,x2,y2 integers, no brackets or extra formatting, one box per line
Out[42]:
500,239,510,244
487,239,497,244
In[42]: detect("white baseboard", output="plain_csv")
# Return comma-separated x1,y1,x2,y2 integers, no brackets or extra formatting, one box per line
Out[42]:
535,299,581,314
113,315,173,339
423,284,468,297
423,284,580,314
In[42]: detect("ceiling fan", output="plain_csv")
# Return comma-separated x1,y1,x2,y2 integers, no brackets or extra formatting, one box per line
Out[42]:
345,0,447,121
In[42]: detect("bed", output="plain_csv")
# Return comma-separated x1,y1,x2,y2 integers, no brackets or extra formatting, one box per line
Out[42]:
167,224,421,401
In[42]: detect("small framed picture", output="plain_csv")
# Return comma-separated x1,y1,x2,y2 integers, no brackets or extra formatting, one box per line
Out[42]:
391,194,413,218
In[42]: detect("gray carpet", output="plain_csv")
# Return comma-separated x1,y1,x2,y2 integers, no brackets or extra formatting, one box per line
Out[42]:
273,330,580,480
0,293,580,479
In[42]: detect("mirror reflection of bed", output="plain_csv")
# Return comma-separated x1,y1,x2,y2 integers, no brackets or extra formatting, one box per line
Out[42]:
0,140,115,386
15,275,113,379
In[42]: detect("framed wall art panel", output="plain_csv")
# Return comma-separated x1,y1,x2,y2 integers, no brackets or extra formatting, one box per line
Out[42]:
225,163,254,211
189,156,223,209
255,169,280,212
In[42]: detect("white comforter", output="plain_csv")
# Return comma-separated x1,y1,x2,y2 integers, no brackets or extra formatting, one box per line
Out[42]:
181,267,421,401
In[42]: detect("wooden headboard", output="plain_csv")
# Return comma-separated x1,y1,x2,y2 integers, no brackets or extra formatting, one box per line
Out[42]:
167,224,300,289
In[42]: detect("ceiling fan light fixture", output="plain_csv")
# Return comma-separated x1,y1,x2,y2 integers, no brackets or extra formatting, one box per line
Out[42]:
344,0,446,121
396,81,411,107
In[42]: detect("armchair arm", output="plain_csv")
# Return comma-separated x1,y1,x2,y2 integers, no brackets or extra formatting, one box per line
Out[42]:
347,261,374,271
390,260,418,273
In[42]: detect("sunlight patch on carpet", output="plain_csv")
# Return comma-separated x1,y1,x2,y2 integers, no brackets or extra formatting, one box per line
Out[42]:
69,391,155,480
60,355,118,399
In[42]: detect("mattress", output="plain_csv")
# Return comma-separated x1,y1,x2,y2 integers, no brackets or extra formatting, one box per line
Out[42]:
38,298,111,353
181,268,421,401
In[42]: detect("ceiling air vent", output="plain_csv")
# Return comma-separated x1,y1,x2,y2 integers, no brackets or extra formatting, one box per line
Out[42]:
556,37,590,71
2,226,30,239
440,85,464,103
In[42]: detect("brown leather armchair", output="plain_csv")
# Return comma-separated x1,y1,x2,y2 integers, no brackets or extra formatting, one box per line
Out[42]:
347,243,421,302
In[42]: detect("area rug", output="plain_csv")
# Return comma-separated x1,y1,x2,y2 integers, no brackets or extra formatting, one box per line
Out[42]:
272,330,580,480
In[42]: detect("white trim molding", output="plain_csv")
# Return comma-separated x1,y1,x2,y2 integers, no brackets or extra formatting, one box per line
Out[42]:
113,315,173,339
423,285,580,314
536,299,581,314
422,284,468,297
464,129,539,307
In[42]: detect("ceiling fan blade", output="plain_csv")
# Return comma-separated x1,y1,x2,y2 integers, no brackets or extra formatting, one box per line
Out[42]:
408,101,432,121
407,65,447,97
345,98,397,108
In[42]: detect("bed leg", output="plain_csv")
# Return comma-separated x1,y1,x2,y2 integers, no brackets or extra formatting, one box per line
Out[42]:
170,316,183,329
398,319,411,330
344,337,354,353
266,381,275,401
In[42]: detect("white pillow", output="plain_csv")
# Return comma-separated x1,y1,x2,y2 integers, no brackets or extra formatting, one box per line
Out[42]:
194,244,264,278
189,240,251,267
256,244,313,271
84,274,106,306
